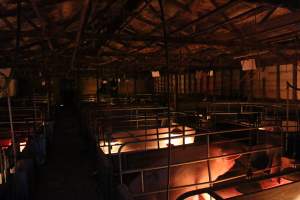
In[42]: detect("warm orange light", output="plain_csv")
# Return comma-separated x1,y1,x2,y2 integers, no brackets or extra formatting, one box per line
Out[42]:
99,141,121,154
259,178,292,190
99,127,195,154
215,187,242,199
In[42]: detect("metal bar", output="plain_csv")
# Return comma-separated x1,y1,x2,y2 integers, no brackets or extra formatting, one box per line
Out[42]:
141,171,145,193
176,166,295,200
120,145,281,174
101,126,258,143
207,134,212,188
133,164,282,198
7,94,17,171
158,0,171,199
156,113,160,149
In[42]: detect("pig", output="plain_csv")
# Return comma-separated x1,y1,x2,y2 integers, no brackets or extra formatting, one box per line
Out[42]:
125,143,243,200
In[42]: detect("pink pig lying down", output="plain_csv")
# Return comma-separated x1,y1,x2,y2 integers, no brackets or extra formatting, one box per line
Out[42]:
124,142,281,200
124,143,242,200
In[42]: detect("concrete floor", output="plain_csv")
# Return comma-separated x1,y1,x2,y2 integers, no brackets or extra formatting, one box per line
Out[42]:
34,107,98,200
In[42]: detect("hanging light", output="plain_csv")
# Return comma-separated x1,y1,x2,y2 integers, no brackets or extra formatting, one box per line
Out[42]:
19,141,26,152
208,70,214,77
152,71,160,78
241,59,256,71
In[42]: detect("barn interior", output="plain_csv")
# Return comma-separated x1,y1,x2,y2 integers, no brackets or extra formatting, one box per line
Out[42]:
1,0,300,200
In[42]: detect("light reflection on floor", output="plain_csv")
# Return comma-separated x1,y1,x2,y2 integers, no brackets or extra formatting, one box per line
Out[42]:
189,177,293,200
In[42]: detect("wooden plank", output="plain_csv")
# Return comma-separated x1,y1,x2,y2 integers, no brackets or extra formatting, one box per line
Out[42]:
276,64,280,101
293,63,297,101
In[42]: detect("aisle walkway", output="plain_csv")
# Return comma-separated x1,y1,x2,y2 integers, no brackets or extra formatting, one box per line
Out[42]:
34,107,98,200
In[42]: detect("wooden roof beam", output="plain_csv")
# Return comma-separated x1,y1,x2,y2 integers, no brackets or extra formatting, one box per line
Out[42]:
70,0,91,70
29,0,53,50
170,0,241,35
246,0,300,10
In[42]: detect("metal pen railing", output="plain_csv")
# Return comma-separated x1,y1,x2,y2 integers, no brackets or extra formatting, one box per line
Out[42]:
96,111,198,153
99,125,195,154
176,170,300,200
116,126,281,198
0,105,48,185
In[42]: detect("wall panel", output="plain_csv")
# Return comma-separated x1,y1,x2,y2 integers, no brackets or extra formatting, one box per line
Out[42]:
253,68,264,98
280,64,293,100
223,70,231,97
215,70,222,96
265,66,277,99
232,69,240,96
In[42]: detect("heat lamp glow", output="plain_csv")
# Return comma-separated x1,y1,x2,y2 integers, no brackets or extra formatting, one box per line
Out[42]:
0,139,12,149
0,173,2,184
186,193,215,200
99,141,121,154
158,132,194,148
99,127,195,154
258,126,275,131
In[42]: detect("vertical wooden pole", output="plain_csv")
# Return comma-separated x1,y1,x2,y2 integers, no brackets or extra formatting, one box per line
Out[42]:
188,70,192,95
293,63,297,101
221,70,224,97
175,74,178,111
206,73,210,97
249,70,254,100
276,64,280,101
229,70,233,99
240,69,244,99
213,71,216,98
194,71,197,95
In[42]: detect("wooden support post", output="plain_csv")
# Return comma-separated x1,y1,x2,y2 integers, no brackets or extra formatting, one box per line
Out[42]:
240,69,244,99
188,70,192,95
293,63,297,101
213,71,216,98
206,73,210,97
134,77,137,96
262,78,266,100
183,72,186,94
249,70,254,100
175,73,178,111
16,0,21,63
221,70,224,97
194,72,197,94
276,64,280,101
158,0,172,199
229,70,233,99
200,76,203,95
96,69,99,102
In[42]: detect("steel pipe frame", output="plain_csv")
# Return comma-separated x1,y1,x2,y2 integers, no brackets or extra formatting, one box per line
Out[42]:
96,111,197,146
120,146,282,198
136,164,282,198
177,169,300,200
116,126,280,173
116,127,266,156
99,125,194,150
118,121,282,195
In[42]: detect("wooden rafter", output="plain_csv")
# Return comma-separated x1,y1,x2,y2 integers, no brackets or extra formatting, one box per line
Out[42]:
30,0,53,50
70,0,91,70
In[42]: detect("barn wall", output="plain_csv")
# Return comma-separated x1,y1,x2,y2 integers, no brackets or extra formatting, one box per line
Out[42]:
79,77,97,96
154,62,300,102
